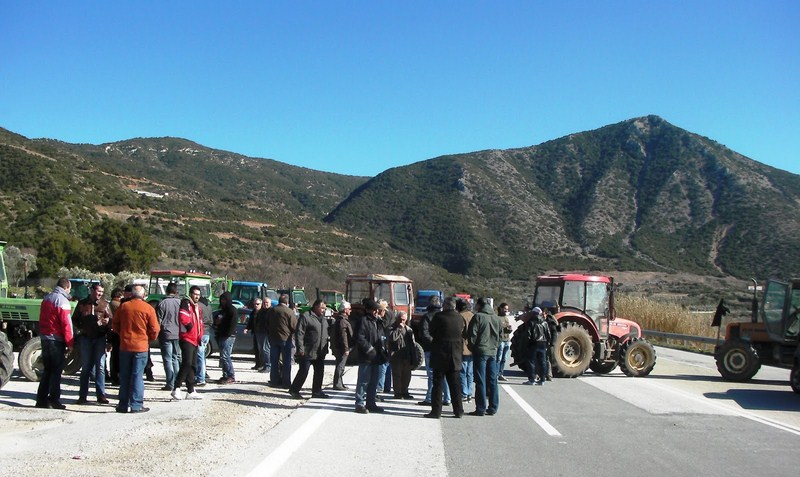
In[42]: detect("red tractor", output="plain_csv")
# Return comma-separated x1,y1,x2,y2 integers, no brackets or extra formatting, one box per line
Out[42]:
521,274,656,378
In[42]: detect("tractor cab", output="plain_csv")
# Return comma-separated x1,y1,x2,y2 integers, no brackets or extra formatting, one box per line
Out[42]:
761,279,800,345
532,274,614,341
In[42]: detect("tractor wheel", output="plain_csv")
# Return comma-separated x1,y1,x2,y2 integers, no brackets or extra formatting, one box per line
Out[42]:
619,338,657,377
0,332,14,389
714,340,760,382
551,323,593,377
19,338,43,382
790,365,800,394
589,359,617,374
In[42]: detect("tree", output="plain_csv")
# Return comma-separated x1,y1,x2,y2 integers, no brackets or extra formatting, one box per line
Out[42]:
2,245,38,287
87,218,161,273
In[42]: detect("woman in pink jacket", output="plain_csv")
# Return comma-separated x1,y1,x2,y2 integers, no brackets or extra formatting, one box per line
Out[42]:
172,295,204,400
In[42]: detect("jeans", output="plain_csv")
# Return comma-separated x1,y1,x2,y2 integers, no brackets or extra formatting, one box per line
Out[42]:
424,351,450,403
118,350,148,411
159,337,182,389
255,332,270,370
531,343,548,383
473,353,499,414
355,363,380,408
36,338,66,405
270,339,294,386
496,340,511,377
377,361,392,392
78,335,107,399
196,334,210,383
460,354,474,398
217,336,236,379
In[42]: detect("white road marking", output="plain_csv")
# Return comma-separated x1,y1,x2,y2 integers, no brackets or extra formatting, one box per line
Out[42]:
642,379,800,437
245,407,334,477
502,384,562,437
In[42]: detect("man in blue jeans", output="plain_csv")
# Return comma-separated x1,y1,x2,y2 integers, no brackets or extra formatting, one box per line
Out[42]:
215,292,238,384
156,282,182,391
268,294,297,388
114,285,159,413
467,297,501,416
195,295,213,386
496,303,513,381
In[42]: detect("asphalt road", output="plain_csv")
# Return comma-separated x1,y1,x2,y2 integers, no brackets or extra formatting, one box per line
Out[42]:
1,346,798,477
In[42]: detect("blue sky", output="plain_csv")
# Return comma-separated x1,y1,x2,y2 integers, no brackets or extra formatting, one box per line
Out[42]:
2,2,798,177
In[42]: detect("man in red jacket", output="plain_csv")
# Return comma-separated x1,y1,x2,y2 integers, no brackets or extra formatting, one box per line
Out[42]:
36,278,74,410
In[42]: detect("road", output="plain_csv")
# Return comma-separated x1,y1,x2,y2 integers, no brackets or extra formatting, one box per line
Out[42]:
1,346,798,476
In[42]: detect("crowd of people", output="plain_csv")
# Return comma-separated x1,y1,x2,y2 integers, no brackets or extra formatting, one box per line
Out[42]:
34,279,558,417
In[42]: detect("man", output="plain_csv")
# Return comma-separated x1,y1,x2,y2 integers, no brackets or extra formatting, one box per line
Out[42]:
35,278,74,409
267,294,297,388
252,298,271,373
156,282,182,391
426,297,465,419
331,300,354,391
418,296,451,406
524,307,551,385
246,298,264,370
72,283,112,404
215,292,238,384
113,284,160,413
288,299,329,399
467,297,502,416
354,299,387,414
496,302,513,381
457,299,474,402
173,288,204,400
195,295,214,387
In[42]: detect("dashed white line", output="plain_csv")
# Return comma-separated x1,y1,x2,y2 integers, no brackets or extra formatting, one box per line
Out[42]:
502,384,562,437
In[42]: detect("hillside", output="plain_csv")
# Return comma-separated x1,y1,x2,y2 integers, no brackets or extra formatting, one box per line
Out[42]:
324,116,800,280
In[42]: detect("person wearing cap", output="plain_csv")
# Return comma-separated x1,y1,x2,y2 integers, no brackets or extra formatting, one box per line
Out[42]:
524,307,551,385
331,300,354,391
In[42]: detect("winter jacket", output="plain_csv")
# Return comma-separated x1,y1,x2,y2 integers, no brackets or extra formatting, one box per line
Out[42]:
467,305,501,356
267,304,297,342
429,309,465,372
39,286,74,348
113,297,160,352
178,302,204,347
295,310,329,360
157,295,182,340
356,313,387,365
331,314,354,355
215,303,238,339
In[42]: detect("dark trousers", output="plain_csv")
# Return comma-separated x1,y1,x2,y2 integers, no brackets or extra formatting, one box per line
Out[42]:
109,332,121,384
431,369,464,416
528,343,548,381
36,339,66,406
289,356,324,394
175,340,198,393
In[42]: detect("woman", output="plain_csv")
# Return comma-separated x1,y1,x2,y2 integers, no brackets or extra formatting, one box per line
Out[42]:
388,311,415,399
172,297,204,400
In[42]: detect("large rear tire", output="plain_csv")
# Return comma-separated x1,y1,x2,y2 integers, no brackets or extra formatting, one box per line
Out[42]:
714,340,760,382
790,365,800,394
19,338,43,382
619,338,656,377
551,323,593,377
0,332,14,389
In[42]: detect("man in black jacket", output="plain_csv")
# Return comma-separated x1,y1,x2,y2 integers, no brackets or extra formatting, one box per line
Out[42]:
426,297,465,418
215,292,238,384
354,299,387,414
418,296,451,406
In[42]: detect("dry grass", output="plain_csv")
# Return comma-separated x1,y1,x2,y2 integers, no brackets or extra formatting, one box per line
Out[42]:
615,294,719,353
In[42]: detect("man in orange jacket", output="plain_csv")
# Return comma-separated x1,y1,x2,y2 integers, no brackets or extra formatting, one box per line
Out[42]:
113,284,160,413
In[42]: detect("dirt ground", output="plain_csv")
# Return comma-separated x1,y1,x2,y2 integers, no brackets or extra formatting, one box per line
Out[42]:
0,352,329,477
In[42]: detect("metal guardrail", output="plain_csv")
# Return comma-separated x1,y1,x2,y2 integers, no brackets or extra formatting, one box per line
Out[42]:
643,330,721,345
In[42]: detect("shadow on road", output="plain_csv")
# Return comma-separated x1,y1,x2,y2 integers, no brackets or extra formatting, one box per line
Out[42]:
704,388,800,412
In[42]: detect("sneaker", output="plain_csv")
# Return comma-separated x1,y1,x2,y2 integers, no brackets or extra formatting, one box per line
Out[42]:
534,381,544,386
185,391,203,400
523,380,535,385
171,389,183,400
355,406,369,414
196,382,207,387
498,375,508,382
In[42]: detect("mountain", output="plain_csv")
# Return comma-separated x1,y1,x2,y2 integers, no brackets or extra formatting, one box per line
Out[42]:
324,116,800,280
2,116,798,295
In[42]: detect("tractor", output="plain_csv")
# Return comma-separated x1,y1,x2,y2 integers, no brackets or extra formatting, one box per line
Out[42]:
713,278,800,392
519,273,656,378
